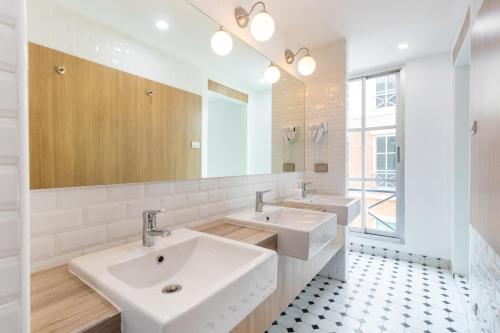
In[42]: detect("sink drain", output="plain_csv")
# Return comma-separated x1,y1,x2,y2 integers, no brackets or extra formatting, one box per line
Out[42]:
161,284,182,294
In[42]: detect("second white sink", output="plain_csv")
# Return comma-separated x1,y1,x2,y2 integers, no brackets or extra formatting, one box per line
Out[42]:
226,206,337,260
283,194,360,225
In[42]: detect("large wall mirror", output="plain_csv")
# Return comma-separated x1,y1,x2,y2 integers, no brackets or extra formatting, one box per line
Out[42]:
27,0,305,189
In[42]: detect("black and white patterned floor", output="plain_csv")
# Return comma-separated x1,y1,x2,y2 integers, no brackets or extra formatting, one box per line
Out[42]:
267,251,470,333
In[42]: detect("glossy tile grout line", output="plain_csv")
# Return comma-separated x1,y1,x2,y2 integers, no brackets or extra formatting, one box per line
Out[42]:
268,251,470,333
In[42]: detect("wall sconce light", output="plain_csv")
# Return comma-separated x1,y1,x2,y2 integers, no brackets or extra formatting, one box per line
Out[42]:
285,47,317,76
211,26,233,56
235,2,275,42
263,63,281,84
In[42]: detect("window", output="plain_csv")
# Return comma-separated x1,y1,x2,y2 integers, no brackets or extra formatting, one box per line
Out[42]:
347,71,404,238
374,135,396,188
375,76,396,109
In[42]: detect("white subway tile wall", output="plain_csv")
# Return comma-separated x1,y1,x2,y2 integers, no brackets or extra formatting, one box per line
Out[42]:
0,0,22,329
30,173,300,272
303,41,347,195
271,74,305,174
469,226,500,332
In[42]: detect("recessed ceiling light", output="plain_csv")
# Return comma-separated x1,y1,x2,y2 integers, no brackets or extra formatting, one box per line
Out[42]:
398,42,409,50
155,20,169,31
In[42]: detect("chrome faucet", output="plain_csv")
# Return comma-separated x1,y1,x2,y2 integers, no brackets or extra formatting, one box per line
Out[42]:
299,181,313,199
142,209,171,247
255,190,274,213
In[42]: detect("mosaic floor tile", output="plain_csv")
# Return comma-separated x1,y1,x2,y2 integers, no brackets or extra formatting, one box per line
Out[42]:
267,251,470,333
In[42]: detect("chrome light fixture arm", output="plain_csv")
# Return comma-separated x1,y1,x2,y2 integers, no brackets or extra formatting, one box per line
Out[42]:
235,1,267,28
285,47,311,64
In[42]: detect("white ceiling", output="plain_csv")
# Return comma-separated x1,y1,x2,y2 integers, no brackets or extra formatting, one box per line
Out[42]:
266,0,470,73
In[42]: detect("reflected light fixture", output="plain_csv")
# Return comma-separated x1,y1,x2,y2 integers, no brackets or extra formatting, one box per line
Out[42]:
155,20,169,31
263,63,281,84
285,47,317,76
211,27,233,56
235,2,275,42
398,42,410,50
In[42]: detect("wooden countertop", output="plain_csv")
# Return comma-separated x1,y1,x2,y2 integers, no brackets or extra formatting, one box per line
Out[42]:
192,220,278,251
30,220,277,332
31,265,121,333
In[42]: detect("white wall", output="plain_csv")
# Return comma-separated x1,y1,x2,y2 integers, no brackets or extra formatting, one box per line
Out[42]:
452,64,470,275
207,99,247,177
351,52,454,260
247,90,272,175
0,0,29,331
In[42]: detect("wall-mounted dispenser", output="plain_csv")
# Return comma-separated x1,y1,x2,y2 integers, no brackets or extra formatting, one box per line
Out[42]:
308,121,328,172
282,125,299,172
283,125,298,143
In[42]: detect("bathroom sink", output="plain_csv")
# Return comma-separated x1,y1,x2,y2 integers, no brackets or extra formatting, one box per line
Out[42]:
69,228,277,333
225,206,337,260
283,194,360,225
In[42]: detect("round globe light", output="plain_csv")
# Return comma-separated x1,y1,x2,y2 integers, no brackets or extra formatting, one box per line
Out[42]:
250,11,275,41
264,64,281,84
211,29,233,56
298,55,316,76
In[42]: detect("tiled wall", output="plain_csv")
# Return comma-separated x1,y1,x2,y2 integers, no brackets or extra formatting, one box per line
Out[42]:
271,72,305,174
469,226,500,332
303,41,347,195
0,0,26,331
30,173,300,272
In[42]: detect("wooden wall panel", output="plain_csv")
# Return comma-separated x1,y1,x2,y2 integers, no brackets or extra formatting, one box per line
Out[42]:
208,79,248,103
29,43,201,189
470,0,500,253
162,85,202,179
29,43,120,189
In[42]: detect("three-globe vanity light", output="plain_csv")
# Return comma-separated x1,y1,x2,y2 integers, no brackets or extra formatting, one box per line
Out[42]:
211,27,233,56
235,1,275,42
285,47,317,76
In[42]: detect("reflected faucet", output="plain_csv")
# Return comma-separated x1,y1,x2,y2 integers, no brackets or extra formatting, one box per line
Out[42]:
142,209,171,247
299,181,313,199
255,190,274,213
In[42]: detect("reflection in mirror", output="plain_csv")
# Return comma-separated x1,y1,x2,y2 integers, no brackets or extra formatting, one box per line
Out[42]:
27,0,304,189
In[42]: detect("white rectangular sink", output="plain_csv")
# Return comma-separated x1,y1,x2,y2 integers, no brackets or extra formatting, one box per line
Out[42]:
225,206,337,260
283,194,360,225
69,228,277,333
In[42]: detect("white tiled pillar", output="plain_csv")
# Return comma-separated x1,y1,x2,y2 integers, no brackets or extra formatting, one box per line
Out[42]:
0,0,29,331
303,40,347,195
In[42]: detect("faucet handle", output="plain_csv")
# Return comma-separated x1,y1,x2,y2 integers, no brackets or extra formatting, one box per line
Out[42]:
143,209,165,219
256,190,272,195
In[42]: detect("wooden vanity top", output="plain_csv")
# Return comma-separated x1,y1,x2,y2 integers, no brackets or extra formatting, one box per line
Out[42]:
30,221,276,332
192,220,278,251
31,265,121,333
